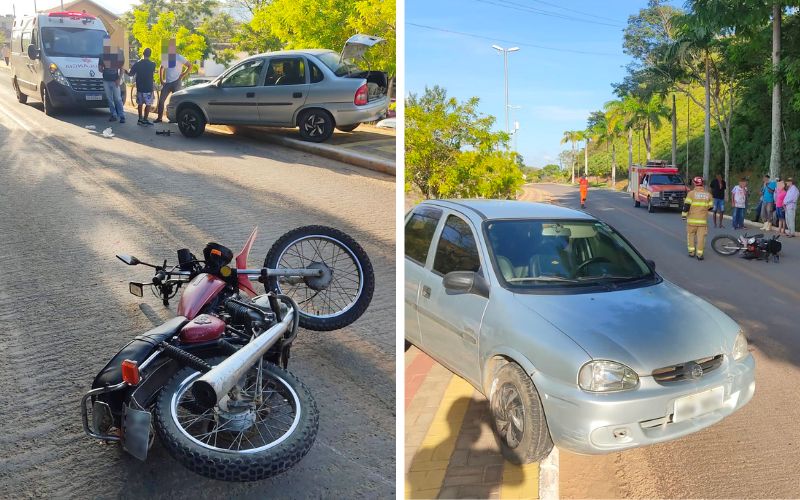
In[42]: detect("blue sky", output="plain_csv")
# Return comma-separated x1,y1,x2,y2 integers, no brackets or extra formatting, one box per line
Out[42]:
406,0,677,167
0,1,138,16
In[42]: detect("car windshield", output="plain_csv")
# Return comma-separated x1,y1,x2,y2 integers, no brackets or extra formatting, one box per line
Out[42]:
485,219,654,289
649,174,684,185
41,27,104,58
315,51,363,77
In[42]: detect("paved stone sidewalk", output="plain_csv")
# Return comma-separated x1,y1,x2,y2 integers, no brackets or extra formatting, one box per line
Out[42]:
405,346,539,499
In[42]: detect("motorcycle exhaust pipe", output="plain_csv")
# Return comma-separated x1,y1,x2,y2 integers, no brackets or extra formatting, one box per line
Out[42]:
191,310,294,409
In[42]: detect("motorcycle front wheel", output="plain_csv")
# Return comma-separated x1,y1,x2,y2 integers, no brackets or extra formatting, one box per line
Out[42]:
711,235,741,256
264,225,375,331
154,357,318,482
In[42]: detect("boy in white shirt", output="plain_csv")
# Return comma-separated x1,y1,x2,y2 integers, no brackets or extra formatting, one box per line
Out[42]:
732,177,748,229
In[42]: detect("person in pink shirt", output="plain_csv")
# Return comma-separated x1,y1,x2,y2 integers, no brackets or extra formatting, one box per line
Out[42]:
775,180,787,234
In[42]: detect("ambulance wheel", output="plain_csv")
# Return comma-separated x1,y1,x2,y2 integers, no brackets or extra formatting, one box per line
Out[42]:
647,197,654,213
633,195,640,208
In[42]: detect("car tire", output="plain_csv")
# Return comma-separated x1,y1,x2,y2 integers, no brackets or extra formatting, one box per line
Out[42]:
336,124,359,133
647,197,654,213
13,78,27,104
41,86,57,116
490,362,553,464
633,195,640,207
177,106,206,138
298,109,334,142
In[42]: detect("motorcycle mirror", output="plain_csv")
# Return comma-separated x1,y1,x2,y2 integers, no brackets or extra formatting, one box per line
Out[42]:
117,254,140,266
129,282,145,297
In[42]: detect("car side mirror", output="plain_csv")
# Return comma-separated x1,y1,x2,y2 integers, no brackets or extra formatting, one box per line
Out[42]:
27,44,39,60
442,271,490,298
645,259,656,271
117,254,141,266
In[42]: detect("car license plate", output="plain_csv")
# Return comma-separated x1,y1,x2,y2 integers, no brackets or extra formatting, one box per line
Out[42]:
85,94,102,101
673,386,724,422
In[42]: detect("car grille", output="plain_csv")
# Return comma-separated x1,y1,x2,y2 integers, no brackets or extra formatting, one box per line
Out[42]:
652,354,724,384
659,190,687,203
67,77,105,92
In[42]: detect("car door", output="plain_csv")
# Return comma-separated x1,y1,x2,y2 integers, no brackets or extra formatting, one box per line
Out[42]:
256,56,310,125
16,21,37,95
207,58,265,124
404,205,444,346
417,211,487,385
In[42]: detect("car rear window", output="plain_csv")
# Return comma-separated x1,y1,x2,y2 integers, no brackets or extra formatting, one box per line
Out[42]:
405,206,442,265
433,215,481,275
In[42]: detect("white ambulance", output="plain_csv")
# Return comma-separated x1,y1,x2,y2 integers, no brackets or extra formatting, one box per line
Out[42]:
10,11,110,115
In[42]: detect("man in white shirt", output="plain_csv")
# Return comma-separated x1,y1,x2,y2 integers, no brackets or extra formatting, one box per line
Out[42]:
784,177,799,237
731,177,748,229
155,48,191,123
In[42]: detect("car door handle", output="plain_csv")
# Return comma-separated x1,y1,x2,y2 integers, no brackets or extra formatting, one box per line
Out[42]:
422,285,431,299
293,92,303,98
246,92,255,98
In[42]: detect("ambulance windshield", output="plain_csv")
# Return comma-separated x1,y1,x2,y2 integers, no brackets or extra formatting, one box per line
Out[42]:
41,27,104,58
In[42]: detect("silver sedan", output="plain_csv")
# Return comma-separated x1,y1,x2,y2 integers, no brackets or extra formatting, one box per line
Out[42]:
405,199,755,462
167,44,388,142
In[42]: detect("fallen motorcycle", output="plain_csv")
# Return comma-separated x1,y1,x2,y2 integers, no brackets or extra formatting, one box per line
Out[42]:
81,226,374,481
711,232,781,262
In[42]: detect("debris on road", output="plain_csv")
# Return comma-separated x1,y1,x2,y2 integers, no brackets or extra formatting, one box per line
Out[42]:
156,129,173,136
84,125,96,130
101,127,114,138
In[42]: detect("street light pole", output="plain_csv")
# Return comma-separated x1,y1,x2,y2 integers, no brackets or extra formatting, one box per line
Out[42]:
508,104,521,153
492,45,519,137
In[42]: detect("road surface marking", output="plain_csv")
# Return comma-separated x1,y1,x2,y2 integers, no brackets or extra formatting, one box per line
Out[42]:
0,102,33,132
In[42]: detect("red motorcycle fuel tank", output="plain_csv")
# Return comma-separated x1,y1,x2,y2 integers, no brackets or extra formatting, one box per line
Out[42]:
180,314,225,343
177,273,226,319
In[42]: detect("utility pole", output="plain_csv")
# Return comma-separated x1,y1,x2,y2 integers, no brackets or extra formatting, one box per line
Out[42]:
686,93,690,181
492,45,519,138
508,104,521,153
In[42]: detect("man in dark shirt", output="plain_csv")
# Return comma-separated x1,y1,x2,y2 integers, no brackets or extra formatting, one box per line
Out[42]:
99,53,124,123
710,173,727,228
127,48,157,126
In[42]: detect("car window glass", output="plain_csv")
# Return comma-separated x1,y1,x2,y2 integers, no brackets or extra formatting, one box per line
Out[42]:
405,206,443,264
264,58,306,86
309,61,324,83
433,215,481,275
220,59,264,88
21,31,30,52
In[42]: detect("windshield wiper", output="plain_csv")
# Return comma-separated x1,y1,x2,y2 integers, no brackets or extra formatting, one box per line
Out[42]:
507,276,579,283
576,274,645,282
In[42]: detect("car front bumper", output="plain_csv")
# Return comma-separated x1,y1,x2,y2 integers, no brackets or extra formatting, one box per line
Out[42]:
328,96,389,126
535,354,755,454
650,195,686,208
46,80,108,109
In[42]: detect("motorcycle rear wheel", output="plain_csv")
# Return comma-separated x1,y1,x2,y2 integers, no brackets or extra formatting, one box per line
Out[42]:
711,235,741,256
264,225,375,331
154,357,318,481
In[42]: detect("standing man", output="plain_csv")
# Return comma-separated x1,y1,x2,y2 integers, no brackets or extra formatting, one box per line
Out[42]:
99,55,125,123
128,48,156,126
682,176,713,260
785,177,798,238
155,41,191,123
760,174,777,231
579,175,589,209
732,177,748,229
710,172,727,228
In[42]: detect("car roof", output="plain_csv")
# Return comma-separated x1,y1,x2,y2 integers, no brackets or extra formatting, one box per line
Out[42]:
417,199,596,223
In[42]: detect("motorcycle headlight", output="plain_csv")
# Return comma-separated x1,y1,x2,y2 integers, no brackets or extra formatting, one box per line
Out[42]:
49,63,70,87
732,330,749,361
578,360,639,392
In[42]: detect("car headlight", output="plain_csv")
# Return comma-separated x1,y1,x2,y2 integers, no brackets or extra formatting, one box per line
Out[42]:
578,360,639,392
48,63,70,87
650,191,660,197
732,330,748,361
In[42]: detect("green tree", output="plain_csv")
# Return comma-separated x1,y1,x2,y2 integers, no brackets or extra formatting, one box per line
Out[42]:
405,86,523,199
560,130,581,183
131,8,208,75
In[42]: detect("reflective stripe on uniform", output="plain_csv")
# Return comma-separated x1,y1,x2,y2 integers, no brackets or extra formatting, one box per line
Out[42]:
687,218,707,225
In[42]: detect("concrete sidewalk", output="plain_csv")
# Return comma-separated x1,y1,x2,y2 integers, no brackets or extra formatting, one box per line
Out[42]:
405,345,546,499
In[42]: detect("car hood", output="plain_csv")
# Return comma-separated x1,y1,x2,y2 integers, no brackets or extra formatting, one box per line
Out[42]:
512,280,739,374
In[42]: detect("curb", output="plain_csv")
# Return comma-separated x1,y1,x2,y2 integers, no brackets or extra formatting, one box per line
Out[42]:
234,126,396,176
539,447,559,500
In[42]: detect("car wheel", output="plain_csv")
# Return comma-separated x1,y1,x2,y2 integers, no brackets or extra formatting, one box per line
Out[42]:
647,197,654,213
633,195,640,207
177,107,206,138
490,362,553,464
336,124,359,133
13,78,27,104
298,109,334,142
41,86,57,116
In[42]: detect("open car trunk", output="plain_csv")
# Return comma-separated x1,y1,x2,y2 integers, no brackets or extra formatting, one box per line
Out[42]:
341,34,389,101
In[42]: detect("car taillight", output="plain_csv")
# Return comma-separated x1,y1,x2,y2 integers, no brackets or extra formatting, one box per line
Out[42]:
354,83,368,106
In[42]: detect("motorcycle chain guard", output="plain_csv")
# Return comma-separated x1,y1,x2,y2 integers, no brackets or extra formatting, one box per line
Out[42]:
123,405,152,461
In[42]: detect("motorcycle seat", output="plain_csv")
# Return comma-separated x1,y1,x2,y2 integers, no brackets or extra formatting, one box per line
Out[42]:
92,316,189,388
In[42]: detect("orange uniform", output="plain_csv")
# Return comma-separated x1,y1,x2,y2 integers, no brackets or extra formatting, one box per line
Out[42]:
579,177,589,205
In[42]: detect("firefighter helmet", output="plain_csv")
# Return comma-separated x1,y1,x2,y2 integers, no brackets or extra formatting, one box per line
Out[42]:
693,176,704,186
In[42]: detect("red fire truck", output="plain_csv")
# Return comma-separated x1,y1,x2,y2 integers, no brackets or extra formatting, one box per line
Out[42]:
629,160,689,213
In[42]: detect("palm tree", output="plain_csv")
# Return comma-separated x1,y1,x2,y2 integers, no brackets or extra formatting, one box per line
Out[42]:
575,130,591,177
599,104,624,186
560,130,581,183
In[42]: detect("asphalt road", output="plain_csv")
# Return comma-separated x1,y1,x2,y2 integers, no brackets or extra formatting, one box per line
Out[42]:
0,70,395,498
531,183,800,499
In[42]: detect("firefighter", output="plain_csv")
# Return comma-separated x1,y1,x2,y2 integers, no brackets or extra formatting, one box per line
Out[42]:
579,175,589,209
682,176,713,260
